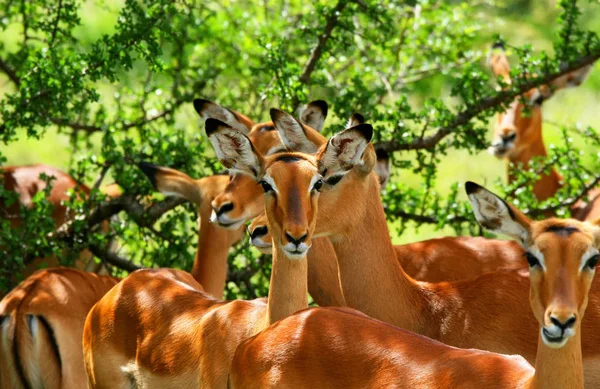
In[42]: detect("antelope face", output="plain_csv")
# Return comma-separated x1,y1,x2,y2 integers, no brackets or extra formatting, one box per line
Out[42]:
466,181,600,350
527,221,598,348
260,154,322,260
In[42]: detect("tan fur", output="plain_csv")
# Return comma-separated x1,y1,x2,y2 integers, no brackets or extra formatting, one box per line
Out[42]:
83,141,323,388
0,268,119,389
142,166,244,299
250,212,525,284
488,48,600,219
241,128,600,386
231,187,600,389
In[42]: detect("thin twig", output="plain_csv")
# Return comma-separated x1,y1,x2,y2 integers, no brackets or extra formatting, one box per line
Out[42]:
374,51,600,154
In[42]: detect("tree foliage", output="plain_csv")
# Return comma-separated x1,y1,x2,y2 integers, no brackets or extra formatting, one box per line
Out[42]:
1,0,599,297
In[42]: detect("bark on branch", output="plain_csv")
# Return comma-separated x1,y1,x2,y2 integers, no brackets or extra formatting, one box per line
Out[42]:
291,0,348,110
374,51,600,154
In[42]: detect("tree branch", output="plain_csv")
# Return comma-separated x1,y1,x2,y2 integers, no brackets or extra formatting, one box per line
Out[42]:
0,58,20,86
291,0,348,110
374,51,600,154
89,244,141,272
50,0,63,45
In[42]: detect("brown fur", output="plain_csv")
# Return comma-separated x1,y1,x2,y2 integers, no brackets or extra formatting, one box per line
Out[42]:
0,268,119,389
255,129,600,386
231,187,600,389
488,48,600,219
83,143,323,388
1,164,122,295
250,212,525,284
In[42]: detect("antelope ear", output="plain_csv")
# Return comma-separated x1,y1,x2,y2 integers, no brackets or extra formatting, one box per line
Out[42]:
205,119,263,179
299,100,328,132
487,42,512,84
193,99,253,134
345,113,365,128
318,124,373,181
138,162,203,205
271,108,321,153
465,181,532,246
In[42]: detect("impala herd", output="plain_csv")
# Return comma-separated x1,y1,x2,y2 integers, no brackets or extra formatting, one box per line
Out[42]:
1,46,600,389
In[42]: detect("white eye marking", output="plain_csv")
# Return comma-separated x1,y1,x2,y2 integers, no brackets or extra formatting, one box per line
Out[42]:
308,174,323,194
528,246,546,270
580,248,600,272
262,175,279,195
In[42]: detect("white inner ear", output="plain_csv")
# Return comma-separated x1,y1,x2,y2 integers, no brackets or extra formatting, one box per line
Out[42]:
199,103,249,134
275,114,317,153
468,190,529,244
345,116,361,128
211,130,259,177
300,106,325,132
580,248,599,272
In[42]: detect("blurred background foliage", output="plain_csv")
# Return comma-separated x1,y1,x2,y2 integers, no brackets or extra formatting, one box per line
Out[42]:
1,0,600,298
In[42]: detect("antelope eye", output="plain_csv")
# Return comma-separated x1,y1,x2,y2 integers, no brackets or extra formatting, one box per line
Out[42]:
313,179,323,192
585,254,599,270
525,252,541,268
259,181,273,193
325,174,343,186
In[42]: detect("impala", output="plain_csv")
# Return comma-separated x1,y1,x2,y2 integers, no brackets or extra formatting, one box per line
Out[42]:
249,212,525,282
133,99,328,299
82,116,351,388
232,183,598,388
252,121,600,386
0,268,119,389
487,43,600,220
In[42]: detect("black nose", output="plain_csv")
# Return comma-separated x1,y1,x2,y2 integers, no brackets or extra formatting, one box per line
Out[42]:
250,226,268,240
285,232,307,246
550,316,576,330
501,133,516,144
215,202,234,216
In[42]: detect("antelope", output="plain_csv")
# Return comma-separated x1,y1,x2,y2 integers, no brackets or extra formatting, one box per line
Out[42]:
133,99,329,299
0,164,120,295
232,183,598,389
249,212,525,282
82,115,341,388
250,120,600,386
0,268,119,389
487,43,600,220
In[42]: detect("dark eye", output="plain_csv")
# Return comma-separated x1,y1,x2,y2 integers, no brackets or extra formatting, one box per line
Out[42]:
325,175,343,186
585,254,599,270
259,181,273,193
313,179,323,192
525,252,541,268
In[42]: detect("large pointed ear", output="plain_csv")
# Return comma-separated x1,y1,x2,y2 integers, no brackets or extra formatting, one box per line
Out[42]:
465,181,532,246
205,118,263,179
487,42,511,84
193,99,254,134
345,113,365,128
270,108,325,153
299,100,328,132
317,124,373,181
549,64,592,93
138,162,203,205
374,149,391,190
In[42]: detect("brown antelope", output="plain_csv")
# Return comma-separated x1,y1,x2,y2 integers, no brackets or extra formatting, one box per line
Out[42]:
137,165,244,299
249,121,600,386
487,44,600,220
249,212,525,282
134,99,328,299
0,268,119,389
232,183,598,388
0,164,121,294
81,116,342,388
